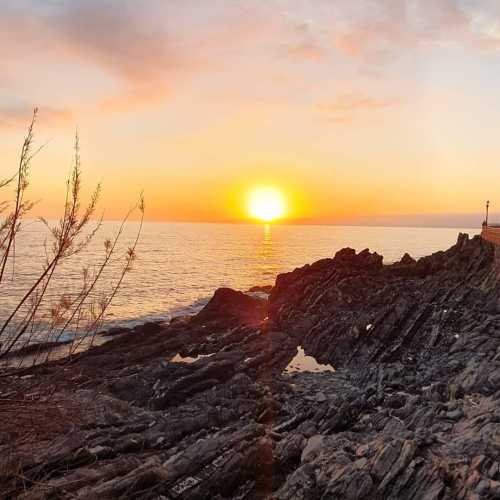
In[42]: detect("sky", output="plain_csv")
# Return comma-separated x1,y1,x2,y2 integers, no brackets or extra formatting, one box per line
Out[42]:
2,0,500,225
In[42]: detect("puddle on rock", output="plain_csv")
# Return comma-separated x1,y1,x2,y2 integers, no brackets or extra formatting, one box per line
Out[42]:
284,346,335,374
170,352,215,364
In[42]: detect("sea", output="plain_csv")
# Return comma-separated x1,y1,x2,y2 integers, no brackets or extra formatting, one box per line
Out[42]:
0,221,479,336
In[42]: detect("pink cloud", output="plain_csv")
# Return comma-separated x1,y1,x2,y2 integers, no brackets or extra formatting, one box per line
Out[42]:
2,0,500,121
0,1,288,114
317,93,400,123
285,40,327,61
0,105,74,129
332,0,500,62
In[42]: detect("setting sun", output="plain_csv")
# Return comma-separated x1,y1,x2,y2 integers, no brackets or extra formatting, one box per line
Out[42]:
248,187,286,222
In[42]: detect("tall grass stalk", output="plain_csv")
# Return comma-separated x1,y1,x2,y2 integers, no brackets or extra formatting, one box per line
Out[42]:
0,109,144,366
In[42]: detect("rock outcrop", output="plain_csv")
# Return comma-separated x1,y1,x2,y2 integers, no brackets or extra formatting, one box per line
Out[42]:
269,233,498,367
1,233,499,499
193,287,268,328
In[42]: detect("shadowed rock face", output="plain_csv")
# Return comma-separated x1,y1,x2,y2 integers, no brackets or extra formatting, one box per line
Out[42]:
193,287,268,328
1,233,500,499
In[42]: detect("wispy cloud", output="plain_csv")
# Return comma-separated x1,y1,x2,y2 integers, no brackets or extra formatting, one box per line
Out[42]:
2,0,500,121
317,94,400,123
279,21,327,61
332,0,500,62
0,104,73,129
0,1,291,114
285,41,327,61
0,1,186,112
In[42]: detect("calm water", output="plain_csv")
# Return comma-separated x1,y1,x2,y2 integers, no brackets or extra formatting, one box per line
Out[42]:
0,221,479,335
285,346,335,374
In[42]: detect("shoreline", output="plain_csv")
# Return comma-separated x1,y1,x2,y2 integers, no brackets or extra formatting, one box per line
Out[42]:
2,233,500,498
1,285,275,370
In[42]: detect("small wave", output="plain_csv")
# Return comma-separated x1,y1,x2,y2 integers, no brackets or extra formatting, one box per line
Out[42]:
167,296,211,319
98,294,212,331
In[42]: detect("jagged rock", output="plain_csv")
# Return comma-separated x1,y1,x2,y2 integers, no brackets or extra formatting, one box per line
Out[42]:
100,326,132,337
400,252,416,265
2,233,500,499
446,408,464,420
193,287,267,327
301,435,325,462
269,234,497,369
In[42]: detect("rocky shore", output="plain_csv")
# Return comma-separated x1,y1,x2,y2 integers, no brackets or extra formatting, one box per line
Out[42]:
1,233,500,499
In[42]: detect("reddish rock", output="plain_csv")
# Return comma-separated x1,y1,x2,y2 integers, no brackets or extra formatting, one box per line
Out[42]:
193,287,267,327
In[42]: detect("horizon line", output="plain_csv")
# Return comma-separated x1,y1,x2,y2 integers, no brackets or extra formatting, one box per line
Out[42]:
25,216,484,231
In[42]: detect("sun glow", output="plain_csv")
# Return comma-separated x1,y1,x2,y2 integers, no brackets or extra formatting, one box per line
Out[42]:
248,187,286,222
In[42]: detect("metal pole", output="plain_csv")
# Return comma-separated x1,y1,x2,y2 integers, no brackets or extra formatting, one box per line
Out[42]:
486,200,490,226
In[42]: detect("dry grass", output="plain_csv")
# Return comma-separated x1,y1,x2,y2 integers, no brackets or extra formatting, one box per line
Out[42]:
0,109,144,367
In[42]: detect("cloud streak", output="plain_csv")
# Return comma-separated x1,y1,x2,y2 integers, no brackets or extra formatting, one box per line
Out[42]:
0,1,296,114
317,94,400,123
0,104,73,129
331,0,500,62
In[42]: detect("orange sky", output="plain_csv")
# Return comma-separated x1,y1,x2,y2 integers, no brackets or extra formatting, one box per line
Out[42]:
2,1,500,225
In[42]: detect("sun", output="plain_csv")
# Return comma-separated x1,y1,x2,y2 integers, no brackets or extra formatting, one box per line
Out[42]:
248,187,286,222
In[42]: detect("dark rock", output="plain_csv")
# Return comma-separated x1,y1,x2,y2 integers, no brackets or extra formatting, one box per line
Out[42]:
400,252,416,265
193,287,267,327
0,340,71,359
100,326,131,337
247,284,273,294
333,247,383,270
445,408,464,421
170,315,192,325
2,233,500,500
385,392,408,409
133,321,164,334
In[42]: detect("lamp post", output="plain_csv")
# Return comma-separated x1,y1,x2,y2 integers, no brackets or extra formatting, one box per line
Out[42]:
486,200,490,227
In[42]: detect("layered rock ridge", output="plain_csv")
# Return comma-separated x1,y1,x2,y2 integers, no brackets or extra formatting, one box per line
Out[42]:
1,233,499,499
270,233,498,368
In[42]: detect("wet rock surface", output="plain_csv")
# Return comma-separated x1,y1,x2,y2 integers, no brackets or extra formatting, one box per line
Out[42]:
1,233,500,499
